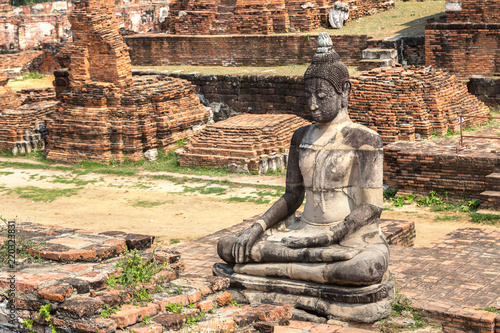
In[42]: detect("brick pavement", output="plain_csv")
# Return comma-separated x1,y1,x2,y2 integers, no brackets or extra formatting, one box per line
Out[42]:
174,219,500,332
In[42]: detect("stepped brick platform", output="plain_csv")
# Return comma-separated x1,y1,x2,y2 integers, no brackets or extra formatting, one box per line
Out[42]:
0,101,57,151
177,114,311,172
384,126,500,198
16,87,56,105
165,0,393,34
45,0,209,163
350,66,490,142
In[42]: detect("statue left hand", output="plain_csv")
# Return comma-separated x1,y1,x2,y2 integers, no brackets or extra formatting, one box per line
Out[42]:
232,224,263,264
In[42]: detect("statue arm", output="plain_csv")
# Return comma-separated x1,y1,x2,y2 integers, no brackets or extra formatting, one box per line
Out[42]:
231,126,307,263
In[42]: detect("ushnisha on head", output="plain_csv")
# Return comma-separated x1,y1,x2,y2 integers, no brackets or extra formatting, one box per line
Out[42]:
304,33,351,124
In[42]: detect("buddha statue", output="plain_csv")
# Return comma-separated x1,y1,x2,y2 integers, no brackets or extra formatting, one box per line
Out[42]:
213,33,394,323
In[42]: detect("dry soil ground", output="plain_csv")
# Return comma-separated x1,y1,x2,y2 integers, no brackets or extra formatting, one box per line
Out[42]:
0,163,497,247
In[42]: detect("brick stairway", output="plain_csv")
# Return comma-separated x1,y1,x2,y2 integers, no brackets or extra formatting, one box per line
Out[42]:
479,170,500,213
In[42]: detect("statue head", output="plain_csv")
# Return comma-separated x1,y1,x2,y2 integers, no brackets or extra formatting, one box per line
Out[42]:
304,33,350,124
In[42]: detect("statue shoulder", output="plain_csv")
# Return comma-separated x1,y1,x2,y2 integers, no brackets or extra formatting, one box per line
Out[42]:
290,125,311,146
340,123,383,149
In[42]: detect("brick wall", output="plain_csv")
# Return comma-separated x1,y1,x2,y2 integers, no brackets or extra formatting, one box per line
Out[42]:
384,141,499,198
125,34,371,67
425,22,500,79
467,77,500,107
160,66,489,143
0,1,169,51
446,0,500,23
0,14,71,51
0,50,41,77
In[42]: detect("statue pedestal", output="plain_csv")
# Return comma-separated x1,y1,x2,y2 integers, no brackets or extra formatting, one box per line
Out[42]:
213,263,394,323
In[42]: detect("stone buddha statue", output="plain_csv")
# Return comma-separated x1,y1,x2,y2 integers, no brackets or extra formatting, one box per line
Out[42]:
214,33,394,323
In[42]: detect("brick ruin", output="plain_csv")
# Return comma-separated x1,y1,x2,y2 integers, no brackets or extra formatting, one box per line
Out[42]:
425,0,500,79
125,34,372,67
44,0,208,163
177,114,310,172
160,65,490,144
0,77,56,152
349,66,490,142
165,0,394,35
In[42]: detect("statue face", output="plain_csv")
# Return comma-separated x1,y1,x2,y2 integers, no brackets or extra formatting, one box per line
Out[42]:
305,78,343,124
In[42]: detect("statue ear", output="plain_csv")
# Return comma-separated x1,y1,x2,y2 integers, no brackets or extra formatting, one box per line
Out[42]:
341,81,350,106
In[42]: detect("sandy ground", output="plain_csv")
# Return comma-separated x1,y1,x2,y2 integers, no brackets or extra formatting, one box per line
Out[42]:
0,166,497,247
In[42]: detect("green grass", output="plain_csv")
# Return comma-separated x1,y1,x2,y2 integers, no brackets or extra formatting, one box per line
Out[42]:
319,0,445,38
22,72,46,80
132,200,168,208
434,215,461,222
6,186,81,203
469,212,500,225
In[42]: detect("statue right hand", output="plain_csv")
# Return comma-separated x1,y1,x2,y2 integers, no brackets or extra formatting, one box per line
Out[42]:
232,224,263,264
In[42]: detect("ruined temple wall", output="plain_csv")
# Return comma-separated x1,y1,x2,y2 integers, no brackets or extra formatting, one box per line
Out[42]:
0,14,71,51
384,141,498,198
161,68,489,144
125,34,371,66
0,2,168,51
425,22,500,79
446,0,500,23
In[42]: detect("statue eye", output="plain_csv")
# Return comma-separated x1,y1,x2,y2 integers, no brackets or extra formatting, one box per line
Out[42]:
317,91,327,99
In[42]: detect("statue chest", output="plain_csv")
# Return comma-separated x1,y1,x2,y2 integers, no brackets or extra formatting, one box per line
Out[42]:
298,142,358,190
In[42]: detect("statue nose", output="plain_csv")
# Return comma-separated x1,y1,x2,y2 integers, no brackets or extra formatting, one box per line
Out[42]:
310,103,318,111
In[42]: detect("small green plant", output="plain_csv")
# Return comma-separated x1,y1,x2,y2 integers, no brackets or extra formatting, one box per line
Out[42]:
383,188,398,200
106,275,117,288
134,287,152,303
477,306,500,314
22,72,45,80
115,249,166,286
37,304,59,333
165,302,183,314
153,284,164,293
187,303,196,309
23,317,34,330
100,305,121,319
132,200,167,208
175,286,183,294
229,300,242,308
141,316,151,324
392,196,406,207
170,238,180,245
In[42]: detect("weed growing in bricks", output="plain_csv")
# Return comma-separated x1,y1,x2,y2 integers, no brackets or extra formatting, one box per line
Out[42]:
165,302,183,314
37,304,59,333
114,249,167,286
100,305,121,318
377,287,427,331
0,217,46,267
141,316,151,324
476,307,500,314
229,300,242,308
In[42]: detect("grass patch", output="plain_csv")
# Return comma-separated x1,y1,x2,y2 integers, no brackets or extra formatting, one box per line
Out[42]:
6,75,55,92
6,186,81,203
469,212,500,225
50,175,98,186
434,215,461,222
132,200,168,208
476,307,500,314
319,0,445,39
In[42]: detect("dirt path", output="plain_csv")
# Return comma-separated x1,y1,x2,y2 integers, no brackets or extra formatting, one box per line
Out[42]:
0,166,497,247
